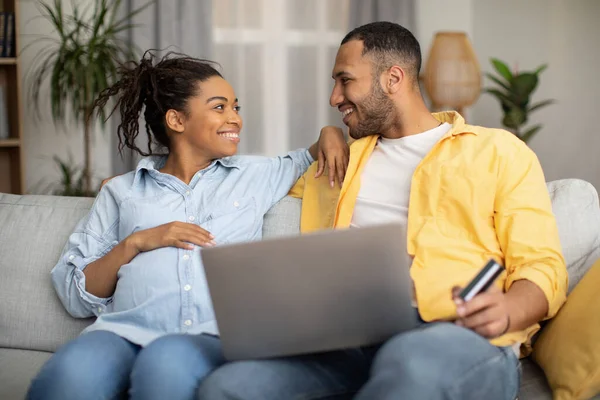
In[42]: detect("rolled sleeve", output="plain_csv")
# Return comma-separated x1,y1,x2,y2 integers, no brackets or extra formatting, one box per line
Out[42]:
267,148,314,207
505,260,566,318
51,187,120,318
494,138,568,319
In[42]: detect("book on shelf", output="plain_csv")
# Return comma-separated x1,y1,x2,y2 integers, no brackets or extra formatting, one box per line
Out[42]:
0,12,15,58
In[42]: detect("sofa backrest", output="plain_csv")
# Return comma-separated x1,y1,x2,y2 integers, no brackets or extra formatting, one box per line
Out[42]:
0,179,598,353
547,179,600,292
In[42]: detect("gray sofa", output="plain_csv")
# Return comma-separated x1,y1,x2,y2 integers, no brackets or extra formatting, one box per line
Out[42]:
1,178,599,400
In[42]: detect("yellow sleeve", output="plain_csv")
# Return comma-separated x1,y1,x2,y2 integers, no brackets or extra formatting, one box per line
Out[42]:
494,137,568,319
288,170,307,199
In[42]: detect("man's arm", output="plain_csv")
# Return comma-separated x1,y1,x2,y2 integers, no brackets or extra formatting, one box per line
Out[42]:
504,279,548,331
455,133,567,338
454,279,549,338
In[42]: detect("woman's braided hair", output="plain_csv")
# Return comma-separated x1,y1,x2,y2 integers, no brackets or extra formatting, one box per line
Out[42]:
94,50,222,156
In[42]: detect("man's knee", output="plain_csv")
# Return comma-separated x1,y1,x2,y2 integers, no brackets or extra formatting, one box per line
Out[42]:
367,323,519,399
198,361,278,400
372,323,483,379
198,363,246,399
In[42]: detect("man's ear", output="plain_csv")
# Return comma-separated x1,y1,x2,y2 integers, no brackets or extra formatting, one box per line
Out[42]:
165,109,185,133
385,65,405,94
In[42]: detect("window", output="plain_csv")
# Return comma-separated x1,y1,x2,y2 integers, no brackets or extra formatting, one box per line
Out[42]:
213,0,350,155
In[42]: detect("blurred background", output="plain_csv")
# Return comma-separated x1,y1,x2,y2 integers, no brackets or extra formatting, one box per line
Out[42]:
4,0,599,195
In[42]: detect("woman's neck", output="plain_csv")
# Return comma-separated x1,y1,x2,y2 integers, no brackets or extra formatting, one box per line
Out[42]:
160,151,213,185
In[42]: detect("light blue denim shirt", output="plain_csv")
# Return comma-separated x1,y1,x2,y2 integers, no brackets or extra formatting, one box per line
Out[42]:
51,149,313,346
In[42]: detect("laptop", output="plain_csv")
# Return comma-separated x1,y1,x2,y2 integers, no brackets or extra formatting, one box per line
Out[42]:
200,223,417,361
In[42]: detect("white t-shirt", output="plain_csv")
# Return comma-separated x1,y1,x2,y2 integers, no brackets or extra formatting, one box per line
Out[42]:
350,122,451,230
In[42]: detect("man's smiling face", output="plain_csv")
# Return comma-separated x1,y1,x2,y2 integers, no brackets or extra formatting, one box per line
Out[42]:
329,40,395,140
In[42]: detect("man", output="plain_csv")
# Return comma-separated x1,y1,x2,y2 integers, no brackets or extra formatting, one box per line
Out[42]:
197,22,567,399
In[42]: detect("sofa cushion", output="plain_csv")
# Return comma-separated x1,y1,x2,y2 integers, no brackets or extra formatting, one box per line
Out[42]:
262,196,302,239
547,179,600,293
518,358,553,400
0,194,95,353
0,348,52,400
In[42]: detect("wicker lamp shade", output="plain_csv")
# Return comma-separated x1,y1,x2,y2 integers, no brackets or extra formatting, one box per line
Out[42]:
422,32,481,115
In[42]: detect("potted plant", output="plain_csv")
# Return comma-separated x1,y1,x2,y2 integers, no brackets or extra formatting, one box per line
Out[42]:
485,58,555,143
26,0,151,195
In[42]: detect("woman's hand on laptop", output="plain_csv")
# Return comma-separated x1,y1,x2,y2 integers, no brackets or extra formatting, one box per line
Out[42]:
127,222,216,254
314,125,350,188
451,285,511,339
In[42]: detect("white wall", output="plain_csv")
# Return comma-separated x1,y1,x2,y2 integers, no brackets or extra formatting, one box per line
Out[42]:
471,0,600,192
416,0,474,60
417,0,600,193
18,0,111,194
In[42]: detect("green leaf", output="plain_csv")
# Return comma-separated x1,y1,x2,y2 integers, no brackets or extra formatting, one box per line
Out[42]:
534,64,547,75
485,73,510,91
485,89,519,109
520,125,542,143
502,108,526,130
511,73,538,104
490,58,513,82
528,99,555,113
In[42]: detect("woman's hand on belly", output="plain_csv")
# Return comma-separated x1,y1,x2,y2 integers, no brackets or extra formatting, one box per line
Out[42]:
130,221,216,253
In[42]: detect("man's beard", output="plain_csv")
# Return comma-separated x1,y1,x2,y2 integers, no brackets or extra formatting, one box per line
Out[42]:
349,82,395,140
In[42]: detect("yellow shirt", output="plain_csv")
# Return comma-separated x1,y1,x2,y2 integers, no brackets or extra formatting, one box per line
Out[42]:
289,111,568,353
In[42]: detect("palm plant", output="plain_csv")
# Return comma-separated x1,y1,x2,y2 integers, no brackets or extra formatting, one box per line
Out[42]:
485,58,555,143
26,0,151,195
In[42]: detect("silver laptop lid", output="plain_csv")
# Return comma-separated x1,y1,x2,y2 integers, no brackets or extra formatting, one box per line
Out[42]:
201,223,416,360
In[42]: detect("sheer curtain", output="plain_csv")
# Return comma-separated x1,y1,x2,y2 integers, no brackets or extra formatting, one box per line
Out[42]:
349,0,416,31
111,0,213,174
211,0,350,156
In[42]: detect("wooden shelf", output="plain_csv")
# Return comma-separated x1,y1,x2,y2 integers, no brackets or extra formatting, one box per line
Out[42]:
0,0,24,194
0,58,17,65
0,138,20,147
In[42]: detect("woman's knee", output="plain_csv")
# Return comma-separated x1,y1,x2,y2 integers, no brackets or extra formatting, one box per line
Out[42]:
47,331,134,377
133,334,223,378
27,331,135,400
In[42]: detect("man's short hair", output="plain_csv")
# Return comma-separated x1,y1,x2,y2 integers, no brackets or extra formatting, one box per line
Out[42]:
341,21,422,84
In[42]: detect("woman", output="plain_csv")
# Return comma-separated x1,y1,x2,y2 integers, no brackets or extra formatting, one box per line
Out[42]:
27,51,348,400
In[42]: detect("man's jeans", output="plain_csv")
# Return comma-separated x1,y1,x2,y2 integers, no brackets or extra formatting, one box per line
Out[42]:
26,330,225,400
198,322,522,400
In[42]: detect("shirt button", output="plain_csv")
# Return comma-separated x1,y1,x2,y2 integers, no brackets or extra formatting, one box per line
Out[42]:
98,307,103,313
185,190,191,196
68,255,75,261
184,284,192,291
184,319,192,326
188,215,195,222
182,254,190,261
233,201,240,208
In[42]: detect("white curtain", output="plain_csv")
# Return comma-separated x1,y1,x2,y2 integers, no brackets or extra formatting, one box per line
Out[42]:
349,0,416,32
211,0,350,156
111,0,213,173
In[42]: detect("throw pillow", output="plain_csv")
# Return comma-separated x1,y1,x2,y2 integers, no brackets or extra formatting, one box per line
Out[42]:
532,258,600,400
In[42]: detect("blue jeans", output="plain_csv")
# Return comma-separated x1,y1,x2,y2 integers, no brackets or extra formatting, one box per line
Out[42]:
27,330,225,400
197,322,521,400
